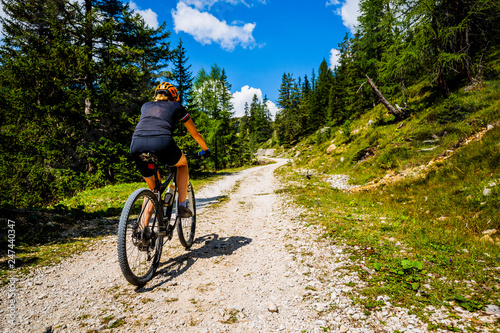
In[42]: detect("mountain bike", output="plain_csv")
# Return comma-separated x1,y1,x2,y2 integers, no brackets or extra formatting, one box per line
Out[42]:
117,152,199,287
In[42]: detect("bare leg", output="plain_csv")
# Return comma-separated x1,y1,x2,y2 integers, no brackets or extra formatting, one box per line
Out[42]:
142,171,160,227
175,153,189,203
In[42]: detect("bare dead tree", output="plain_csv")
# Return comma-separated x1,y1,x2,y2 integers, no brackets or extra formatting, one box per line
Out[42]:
366,75,409,120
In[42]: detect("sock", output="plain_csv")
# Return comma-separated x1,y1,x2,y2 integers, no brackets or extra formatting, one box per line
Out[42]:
179,201,187,208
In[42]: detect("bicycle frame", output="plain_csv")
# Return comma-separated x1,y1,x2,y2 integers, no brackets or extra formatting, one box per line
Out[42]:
118,151,200,286
146,152,199,241
150,165,177,240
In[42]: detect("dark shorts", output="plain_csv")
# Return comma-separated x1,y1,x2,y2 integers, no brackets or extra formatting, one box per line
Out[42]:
130,136,182,178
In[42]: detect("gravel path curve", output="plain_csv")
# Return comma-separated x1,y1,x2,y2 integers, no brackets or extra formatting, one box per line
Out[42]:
1,159,489,333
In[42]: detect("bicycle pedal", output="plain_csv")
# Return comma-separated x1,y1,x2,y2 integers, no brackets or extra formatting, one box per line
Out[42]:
154,226,167,237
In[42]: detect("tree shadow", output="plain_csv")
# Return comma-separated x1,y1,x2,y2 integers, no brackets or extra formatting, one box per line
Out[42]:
0,193,227,254
195,195,228,210
137,233,252,292
190,171,234,178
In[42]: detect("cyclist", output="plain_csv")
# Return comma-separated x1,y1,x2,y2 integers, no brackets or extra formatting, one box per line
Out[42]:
130,82,210,221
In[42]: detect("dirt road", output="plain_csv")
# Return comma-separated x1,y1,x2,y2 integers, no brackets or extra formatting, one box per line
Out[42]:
2,159,437,332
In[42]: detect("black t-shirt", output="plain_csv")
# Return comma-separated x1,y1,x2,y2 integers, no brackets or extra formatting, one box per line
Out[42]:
132,101,190,138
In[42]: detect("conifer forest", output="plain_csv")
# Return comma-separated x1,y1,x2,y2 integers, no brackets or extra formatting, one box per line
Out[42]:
0,0,499,208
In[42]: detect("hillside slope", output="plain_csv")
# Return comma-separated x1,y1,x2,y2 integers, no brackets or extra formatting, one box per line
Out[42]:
272,79,500,329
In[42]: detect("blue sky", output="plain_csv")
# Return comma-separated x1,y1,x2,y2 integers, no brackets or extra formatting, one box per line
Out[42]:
129,0,361,117
0,0,360,117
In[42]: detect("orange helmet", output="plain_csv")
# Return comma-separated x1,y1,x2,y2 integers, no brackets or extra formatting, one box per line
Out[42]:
155,82,180,102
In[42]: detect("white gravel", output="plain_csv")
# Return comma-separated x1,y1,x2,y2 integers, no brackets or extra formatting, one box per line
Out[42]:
1,159,496,332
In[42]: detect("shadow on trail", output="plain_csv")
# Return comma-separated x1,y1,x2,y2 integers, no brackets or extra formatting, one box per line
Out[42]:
195,195,228,210
138,233,252,292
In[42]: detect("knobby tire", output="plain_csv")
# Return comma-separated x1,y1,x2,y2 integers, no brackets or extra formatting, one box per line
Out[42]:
117,188,164,287
177,182,196,249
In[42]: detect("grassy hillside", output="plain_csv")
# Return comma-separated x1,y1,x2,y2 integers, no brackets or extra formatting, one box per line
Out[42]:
275,79,500,330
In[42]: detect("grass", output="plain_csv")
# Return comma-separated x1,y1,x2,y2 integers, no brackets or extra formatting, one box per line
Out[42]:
108,317,125,329
1,238,96,283
56,164,261,214
275,78,500,330
56,182,146,214
165,298,179,303
221,308,241,324
277,165,500,330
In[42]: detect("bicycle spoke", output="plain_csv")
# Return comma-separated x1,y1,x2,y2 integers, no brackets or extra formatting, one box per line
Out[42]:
118,161,198,286
177,182,196,249
117,189,164,286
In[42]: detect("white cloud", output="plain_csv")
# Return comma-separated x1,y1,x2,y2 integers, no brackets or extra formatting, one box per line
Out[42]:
0,3,4,16
172,2,256,51
265,100,279,119
329,48,340,69
182,0,239,10
326,0,360,34
231,85,278,119
129,1,159,29
325,0,340,6
232,85,262,117
182,0,265,10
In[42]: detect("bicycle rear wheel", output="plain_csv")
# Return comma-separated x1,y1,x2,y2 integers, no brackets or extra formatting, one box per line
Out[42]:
177,182,196,249
117,188,163,286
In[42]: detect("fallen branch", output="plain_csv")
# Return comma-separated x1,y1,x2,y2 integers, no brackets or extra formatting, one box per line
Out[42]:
357,81,367,93
417,146,439,152
366,75,409,120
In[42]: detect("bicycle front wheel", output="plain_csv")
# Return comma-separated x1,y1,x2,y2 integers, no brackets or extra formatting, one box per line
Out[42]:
117,188,163,287
177,182,196,249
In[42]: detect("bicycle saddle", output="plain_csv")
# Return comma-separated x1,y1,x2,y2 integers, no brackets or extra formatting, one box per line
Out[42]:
139,152,159,164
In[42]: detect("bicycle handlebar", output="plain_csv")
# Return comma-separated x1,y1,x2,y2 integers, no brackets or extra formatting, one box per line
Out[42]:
184,152,201,159
184,152,199,157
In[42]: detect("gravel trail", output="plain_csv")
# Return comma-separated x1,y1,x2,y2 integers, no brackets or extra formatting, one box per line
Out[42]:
1,159,492,333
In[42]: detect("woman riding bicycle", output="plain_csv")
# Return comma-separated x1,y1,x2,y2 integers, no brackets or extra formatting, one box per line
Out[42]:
130,82,210,218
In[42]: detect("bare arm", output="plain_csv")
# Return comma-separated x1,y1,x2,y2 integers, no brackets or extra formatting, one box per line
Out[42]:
184,118,209,151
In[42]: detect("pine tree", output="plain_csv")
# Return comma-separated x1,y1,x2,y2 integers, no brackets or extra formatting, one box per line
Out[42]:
261,95,274,140
75,0,171,182
247,94,272,149
216,67,237,169
300,74,313,134
191,64,237,169
172,38,193,104
275,73,301,145
328,74,345,124
357,0,387,78
248,94,260,148
0,0,86,206
311,68,317,91
0,0,172,207
333,33,366,119
302,75,311,96
236,102,253,163
356,0,392,105
378,0,499,97
316,59,334,123
241,102,250,139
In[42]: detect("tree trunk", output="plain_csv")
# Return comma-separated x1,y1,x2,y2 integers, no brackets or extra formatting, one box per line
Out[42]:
365,75,405,120
431,16,450,97
214,139,219,171
84,0,93,115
